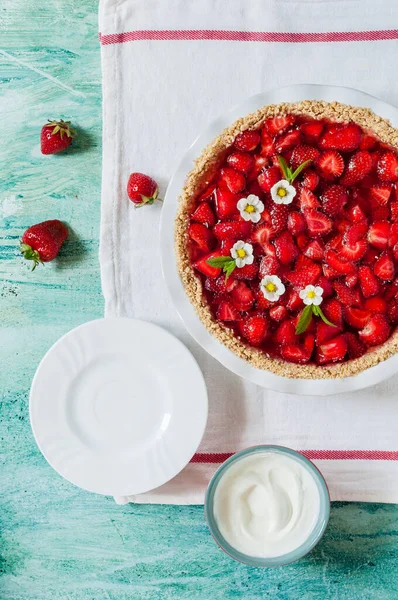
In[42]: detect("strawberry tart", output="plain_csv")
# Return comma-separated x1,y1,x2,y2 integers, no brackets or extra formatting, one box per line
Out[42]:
175,101,398,378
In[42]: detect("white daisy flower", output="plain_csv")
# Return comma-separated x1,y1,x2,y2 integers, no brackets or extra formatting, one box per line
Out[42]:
231,240,254,268
270,179,296,205
237,194,265,223
260,275,286,302
299,285,324,306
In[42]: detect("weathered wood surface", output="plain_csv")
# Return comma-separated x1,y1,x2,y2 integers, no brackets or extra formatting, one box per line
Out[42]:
1,2,397,598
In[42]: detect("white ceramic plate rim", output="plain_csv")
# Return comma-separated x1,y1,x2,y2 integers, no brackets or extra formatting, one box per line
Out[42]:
29,318,208,496
160,84,398,396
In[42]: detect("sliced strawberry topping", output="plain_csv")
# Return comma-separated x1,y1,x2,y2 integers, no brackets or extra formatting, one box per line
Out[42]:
319,122,361,152
255,289,274,310
325,248,356,275
377,151,398,182
340,150,372,186
343,307,372,329
273,231,298,264
232,262,259,281
191,202,216,227
275,321,298,345
320,184,348,217
221,167,246,193
359,314,391,346
231,282,254,311
260,131,276,157
198,183,216,202
188,223,216,252
302,169,320,190
368,220,390,250
213,220,253,240
243,315,268,346
304,239,325,261
252,223,273,248
280,345,311,364
316,150,344,180
369,184,392,206
317,275,334,298
346,204,367,223
269,305,288,322
344,273,358,288
358,265,380,298
316,321,341,345
285,263,322,288
301,120,324,142
298,188,320,211
388,299,398,323
193,252,224,278
275,130,302,153
390,200,398,221
364,296,388,314
270,204,289,235
215,275,237,294
317,335,347,364
227,151,254,174
264,115,295,136
217,300,241,322
359,133,377,150
287,211,306,235
346,332,367,359
258,166,281,193
259,255,280,277
323,298,343,327
234,130,260,152
286,289,303,311
291,145,320,169
333,281,362,307
305,209,332,237
374,252,395,281
215,187,240,219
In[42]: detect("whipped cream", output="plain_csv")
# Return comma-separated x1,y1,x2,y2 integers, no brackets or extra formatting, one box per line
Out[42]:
213,451,321,558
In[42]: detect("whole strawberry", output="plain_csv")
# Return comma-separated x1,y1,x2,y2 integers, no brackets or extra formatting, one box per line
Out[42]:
127,172,161,208
20,220,68,270
41,120,76,154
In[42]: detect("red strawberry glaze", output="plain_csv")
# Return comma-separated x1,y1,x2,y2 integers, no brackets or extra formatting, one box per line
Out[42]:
187,114,398,366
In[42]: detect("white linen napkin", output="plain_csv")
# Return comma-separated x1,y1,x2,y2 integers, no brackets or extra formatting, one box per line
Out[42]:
99,0,398,504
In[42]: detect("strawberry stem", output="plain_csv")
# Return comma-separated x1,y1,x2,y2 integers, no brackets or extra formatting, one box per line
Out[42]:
20,243,43,271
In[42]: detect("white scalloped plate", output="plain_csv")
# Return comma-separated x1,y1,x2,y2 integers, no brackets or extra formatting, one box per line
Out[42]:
160,84,398,396
30,318,208,495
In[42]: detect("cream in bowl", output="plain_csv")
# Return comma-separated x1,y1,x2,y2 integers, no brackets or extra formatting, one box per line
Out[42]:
205,446,330,567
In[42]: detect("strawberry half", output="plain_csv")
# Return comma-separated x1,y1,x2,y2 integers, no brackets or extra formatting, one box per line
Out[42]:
339,151,372,186
319,122,361,152
234,130,260,152
258,166,281,193
358,265,380,298
243,315,268,346
320,185,348,217
359,314,391,346
377,151,398,182
304,209,333,237
231,282,254,311
368,221,390,250
264,115,295,136
273,231,298,265
374,252,395,281
316,150,344,180
291,145,320,169
191,202,216,227
188,223,215,252
193,251,225,278
280,345,311,364
369,184,392,206
317,335,347,364
221,167,246,193
215,187,240,219
227,151,254,174
217,301,241,321
259,255,280,277
343,307,372,329
213,220,253,240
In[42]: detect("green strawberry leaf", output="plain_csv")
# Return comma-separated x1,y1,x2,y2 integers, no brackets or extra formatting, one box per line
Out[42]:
224,261,237,281
295,304,314,334
207,256,235,267
277,155,293,181
313,305,337,327
290,159,312,183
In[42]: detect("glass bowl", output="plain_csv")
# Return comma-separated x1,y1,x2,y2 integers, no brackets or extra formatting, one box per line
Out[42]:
205,445,330,567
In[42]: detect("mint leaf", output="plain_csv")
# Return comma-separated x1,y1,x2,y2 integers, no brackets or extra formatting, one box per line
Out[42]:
224,261,236,281
290,159,312,183
207,256,234,267
295,304,313,334
315,305,337,327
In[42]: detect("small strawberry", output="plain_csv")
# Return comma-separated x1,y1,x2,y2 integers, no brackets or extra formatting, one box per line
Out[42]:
217,301,241,321
374,252,395,281
127,172,161,207
270,204,289,235
323,298,343,327
364,296,388,314
188,223,215,252
316,150,344,180
304,209,333,237
369,184,392,206
325,249,356,275
346,332,367,359
191,203,216,227
320,185,348,217
298,188,320,210
304,239,324,261
264,115,295,136
368,221,390,250
40,119,75,154
343,307,372,329
359,313,390,346
221,167,246,193
269,305,288,322
243,315,268,346
258,166,281,193
287,211,306,235
344,273,358,288
213,220,252,240
340,151,372,186
358,265,380,298
273,231,298,265
285,289,303,311
280,345,311,364
317,335,347,365
231,282,254,311
319,122,361,152
234,130,260,152
300,120,324,142
227,151,254,174
215,187,240,219
21,220,68,270
275,321,298,345
333,281,362,307
301,169,320,190
346,204,367,223
259,255,280,277
275,130,302,153
252,223,273,248
255,289,274,310
231,262,259,280
285,263,322,288
193,252,224,278
377,151,398,182
291,145,320,170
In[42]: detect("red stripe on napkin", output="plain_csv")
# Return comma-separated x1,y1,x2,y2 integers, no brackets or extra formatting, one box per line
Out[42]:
191,450,398,463
99,29,398,46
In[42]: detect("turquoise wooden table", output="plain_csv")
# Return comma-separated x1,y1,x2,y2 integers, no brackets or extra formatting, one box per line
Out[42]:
1,2,398,599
